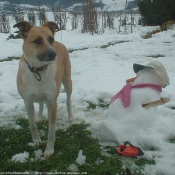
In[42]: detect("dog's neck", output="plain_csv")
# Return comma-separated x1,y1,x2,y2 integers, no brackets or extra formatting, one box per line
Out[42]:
23,53,47,68
23,54,49,81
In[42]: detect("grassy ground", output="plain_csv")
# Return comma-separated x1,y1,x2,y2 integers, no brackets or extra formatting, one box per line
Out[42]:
0,118,127,174
0,116,158,175
0,57,20,62
84,99,109,110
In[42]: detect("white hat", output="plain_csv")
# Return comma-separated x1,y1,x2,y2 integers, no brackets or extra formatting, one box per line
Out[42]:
133,61,170,88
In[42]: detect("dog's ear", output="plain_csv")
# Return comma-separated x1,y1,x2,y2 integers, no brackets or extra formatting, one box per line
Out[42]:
43,21,59,35
13,21,33,38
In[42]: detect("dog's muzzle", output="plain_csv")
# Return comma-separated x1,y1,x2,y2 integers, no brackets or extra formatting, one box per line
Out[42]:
37,48,57,62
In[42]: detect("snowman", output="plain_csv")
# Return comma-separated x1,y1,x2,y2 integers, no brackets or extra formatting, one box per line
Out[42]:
98,61,170,146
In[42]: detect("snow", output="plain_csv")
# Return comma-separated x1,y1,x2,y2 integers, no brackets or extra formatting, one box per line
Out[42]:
96,65,174,174
76,150,86,165
101,0,134,11
28,142,35,147
66,0,134,11
67,164,78,172
0,12,175,174
11,151,29,163
34,149,43,159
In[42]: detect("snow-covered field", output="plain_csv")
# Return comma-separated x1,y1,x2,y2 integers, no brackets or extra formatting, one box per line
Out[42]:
101,0,134,11
0,12,175,174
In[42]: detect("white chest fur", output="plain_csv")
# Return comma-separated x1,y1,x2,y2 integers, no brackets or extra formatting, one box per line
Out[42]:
20,61,58,103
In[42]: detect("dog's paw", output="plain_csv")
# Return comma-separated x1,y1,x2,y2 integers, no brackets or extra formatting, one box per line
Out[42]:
68,115,74,123
35,118,43,123
33,137,42,146
44,148,54,157
68,116,74,123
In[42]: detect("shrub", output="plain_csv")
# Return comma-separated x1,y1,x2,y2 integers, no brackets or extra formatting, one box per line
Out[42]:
7,31,21,40
160,20,175,31
136,0,175,26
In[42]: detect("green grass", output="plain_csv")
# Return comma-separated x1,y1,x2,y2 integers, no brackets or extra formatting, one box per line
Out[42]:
85,99,110,110
147,54,165,58
7,31,22,40
68,47,89,53
68,41,129,53
141,146,158,151
169,136,175,143
0,117,158,174
100,41,129,49
134,158,155,166
132,158,155,174
0,57,20,62
0,118,127,174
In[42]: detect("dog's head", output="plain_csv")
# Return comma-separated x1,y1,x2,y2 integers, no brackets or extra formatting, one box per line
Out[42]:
13,21,59,62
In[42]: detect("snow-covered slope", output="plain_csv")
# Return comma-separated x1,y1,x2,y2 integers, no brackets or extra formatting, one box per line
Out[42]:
101,0,134,11
66,0,136,12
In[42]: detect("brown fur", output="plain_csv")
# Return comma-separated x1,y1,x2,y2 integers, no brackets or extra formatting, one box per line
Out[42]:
14,21,73,156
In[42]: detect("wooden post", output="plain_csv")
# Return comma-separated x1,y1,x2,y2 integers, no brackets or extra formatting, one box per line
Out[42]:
118,16,121,34
131,13,132,33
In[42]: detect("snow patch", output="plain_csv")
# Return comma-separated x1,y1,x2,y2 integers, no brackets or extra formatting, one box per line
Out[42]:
67,164,78,172
12,151,29,163
76,150,86,165
34,149,43,159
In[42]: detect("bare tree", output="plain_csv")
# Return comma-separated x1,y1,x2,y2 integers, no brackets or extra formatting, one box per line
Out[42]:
71,11,79,30
0,11,10,33
101,12,107,30
14,10,24,23
101,11,115,30
37,7,47,25
53,10,67,30
27,8,36,26
106,12,114,29
82,0,98,34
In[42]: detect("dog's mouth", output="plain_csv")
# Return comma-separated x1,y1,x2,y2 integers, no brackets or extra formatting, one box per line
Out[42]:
37,48,57,62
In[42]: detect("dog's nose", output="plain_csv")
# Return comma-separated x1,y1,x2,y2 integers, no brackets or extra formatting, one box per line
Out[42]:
48,49,57,61
37,48,57,62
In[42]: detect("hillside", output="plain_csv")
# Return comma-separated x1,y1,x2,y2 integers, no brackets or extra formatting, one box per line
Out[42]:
0,0,137,12
0,0,57,6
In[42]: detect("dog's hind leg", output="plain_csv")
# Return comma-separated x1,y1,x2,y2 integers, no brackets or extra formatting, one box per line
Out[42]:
44,101,57,157
62,76,73,123
24,100,41,146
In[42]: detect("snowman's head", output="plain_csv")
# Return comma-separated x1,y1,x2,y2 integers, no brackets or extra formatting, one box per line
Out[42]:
133,61,169,88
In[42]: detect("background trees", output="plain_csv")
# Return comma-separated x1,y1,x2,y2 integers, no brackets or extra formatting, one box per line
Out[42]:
0,0,86,6
136,0,175,25
0,0,56,6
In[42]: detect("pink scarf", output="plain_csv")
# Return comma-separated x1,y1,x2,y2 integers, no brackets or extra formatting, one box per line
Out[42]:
110,83,162,107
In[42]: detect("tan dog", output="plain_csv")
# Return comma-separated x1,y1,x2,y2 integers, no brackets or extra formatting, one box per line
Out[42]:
14,21,73,156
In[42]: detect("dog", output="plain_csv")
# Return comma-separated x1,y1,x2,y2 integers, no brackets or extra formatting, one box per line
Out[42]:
14,21,73,157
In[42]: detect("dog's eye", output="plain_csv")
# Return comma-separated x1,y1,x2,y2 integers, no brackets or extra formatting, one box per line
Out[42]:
33,37,42,45
49,37,54,43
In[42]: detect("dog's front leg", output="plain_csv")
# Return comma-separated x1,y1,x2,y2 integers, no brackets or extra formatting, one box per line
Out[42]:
24,100,42,145
44,101,57,157
37,103,44,122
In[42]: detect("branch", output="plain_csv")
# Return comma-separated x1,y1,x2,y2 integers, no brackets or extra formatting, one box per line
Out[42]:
142,98,170,109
